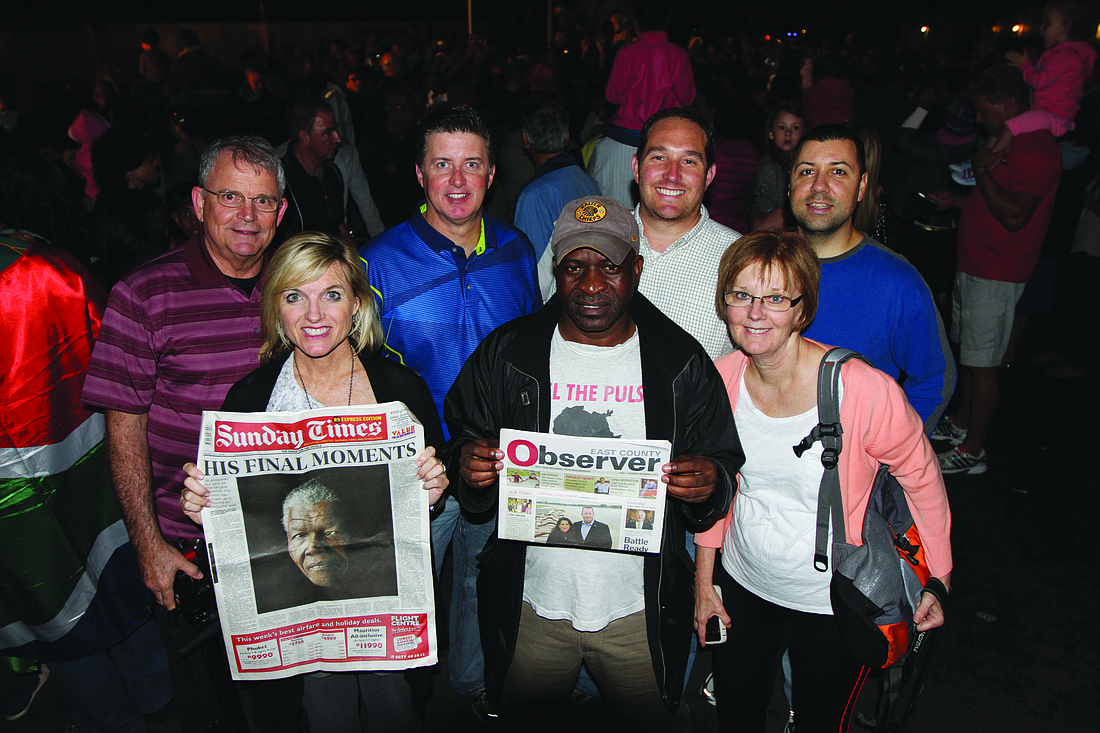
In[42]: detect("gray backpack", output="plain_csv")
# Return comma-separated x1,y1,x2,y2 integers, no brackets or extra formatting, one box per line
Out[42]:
794,348,947,729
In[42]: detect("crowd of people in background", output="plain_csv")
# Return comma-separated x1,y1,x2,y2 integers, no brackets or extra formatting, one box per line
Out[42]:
0,7,1093,304
0,7,1094,300
1,0,1097,730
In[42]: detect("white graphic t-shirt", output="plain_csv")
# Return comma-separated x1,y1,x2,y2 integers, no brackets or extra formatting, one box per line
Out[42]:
523,326,647,631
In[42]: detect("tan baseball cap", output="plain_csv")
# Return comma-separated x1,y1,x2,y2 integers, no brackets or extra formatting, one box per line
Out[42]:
550,196,639,265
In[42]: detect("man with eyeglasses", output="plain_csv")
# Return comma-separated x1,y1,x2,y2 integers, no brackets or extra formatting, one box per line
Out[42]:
789,123,954,435
83,136,288,729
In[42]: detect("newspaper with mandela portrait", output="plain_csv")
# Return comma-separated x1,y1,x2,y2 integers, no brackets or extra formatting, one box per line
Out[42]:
194,401,436,680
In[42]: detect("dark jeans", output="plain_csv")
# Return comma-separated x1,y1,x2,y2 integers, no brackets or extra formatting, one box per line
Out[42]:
48,618,172,733
431,495,492,697
710,562,868,733
302,671,422,732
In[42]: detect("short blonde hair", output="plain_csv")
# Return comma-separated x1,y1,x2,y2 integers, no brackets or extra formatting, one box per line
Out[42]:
258,232,383,364
714,231,820,334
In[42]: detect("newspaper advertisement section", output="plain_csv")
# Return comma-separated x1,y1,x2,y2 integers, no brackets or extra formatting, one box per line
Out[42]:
499,429,671,554
197,402,436,681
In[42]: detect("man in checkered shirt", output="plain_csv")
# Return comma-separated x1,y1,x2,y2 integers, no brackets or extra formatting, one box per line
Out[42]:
538,106,739,358
629,106,741,358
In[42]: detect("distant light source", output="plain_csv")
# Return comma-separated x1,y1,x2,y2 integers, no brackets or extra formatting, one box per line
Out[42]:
920,26,929,34
764,34,771,41
1012,24,1021,33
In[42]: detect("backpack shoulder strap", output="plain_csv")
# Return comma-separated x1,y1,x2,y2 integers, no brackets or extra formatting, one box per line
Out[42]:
794,347,869,571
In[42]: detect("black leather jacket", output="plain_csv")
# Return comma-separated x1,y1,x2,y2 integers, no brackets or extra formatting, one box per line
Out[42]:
443,293,743,711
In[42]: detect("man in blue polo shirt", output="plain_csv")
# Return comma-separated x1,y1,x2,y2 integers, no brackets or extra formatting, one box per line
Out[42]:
358,104,539,721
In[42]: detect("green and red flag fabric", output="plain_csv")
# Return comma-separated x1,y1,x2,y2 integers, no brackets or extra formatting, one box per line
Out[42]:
1,239,151,662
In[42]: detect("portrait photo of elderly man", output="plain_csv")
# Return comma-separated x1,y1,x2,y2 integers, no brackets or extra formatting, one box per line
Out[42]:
239,465,398,614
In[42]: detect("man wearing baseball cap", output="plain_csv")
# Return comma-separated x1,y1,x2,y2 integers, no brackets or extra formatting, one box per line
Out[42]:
443,196,743,729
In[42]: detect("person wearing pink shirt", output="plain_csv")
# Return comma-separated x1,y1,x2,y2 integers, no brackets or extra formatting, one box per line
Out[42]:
588,2,695,209
996,0,1096,153
67,108,109,201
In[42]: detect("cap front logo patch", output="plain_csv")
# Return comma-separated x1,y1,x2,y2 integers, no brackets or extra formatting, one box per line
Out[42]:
574,201,607,223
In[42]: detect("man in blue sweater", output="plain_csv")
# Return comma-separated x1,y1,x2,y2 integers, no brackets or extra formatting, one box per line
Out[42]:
358,105,539,721
789,124,954,433
769,120,955,733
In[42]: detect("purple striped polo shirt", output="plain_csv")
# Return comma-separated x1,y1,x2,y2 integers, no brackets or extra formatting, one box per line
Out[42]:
83,235,266,541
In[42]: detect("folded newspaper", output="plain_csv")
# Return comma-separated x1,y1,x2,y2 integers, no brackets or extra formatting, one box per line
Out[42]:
196,402,436,680
498,429,671,553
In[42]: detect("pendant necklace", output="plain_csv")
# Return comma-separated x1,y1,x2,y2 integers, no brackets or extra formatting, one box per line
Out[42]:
294,346,354,408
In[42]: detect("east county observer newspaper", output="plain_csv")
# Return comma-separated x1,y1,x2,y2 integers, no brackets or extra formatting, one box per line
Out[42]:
196,402,436,680
498,429,671,553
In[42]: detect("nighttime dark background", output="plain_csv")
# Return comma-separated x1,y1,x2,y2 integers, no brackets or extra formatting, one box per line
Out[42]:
1,0,1049,39
0,0,1057,86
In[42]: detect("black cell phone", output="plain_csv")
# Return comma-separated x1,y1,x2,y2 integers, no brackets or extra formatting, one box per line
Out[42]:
705,616,726,644
704,584,727,644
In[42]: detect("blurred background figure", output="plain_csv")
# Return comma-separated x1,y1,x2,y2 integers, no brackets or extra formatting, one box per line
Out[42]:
748,102,806,231
66,108,109,202
138,28,170,89
91,128,161,197
1,156,91,266
588,0,695,208
89,187,171,289
696,81,759,235
164,106,208,192
847,118,888,243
